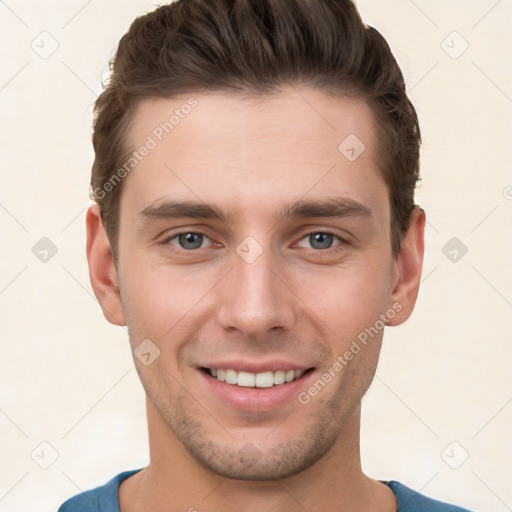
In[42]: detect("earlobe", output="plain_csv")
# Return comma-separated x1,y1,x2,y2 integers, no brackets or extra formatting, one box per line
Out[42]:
86,204,126,326
387,207,426,327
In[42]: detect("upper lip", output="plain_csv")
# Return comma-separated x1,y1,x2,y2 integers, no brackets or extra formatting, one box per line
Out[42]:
199,360,314,373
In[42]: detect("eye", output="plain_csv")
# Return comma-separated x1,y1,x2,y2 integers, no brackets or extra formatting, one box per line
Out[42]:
298,231,344,250
165,231,212,250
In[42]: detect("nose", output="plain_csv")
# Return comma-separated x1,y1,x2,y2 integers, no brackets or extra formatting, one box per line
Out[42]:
216,242,295,339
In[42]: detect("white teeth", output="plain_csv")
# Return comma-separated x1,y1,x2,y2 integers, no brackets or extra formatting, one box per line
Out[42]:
255,371,274,388
237,371,255,387
273,370,286,385
207,368,307,388
225,369,238,385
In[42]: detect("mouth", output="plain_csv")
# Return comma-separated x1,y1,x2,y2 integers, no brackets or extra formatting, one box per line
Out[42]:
200,367,315,388
197,360,317,411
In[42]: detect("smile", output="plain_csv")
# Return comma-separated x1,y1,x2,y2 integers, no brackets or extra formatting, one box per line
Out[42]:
203,368,311,388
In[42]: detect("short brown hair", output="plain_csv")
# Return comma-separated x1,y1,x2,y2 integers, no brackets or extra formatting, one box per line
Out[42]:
90,0,421,260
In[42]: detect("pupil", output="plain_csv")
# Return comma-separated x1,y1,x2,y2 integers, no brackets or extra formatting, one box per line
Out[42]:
310,233,332,250
179,233,202,249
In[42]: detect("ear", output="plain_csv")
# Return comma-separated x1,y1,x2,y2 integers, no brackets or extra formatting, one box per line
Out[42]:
86,204,126,326
387,207,426,326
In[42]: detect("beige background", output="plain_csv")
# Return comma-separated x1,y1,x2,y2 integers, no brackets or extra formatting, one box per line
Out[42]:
1,0,511,511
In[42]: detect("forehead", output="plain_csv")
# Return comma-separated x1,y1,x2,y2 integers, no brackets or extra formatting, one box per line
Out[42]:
121,86,389,225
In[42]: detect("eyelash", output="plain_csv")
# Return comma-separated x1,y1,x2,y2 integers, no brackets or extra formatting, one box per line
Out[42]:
298,230,347,250
161,229,211,248
160,230,347,251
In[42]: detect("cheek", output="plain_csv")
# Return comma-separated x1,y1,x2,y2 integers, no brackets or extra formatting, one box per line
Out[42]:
118,256,217,347
293,257,393,341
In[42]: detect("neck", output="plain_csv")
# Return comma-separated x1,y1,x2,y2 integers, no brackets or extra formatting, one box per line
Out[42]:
119,400,396,512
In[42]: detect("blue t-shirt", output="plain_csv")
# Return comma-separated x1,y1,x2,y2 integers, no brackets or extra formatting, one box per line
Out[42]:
58,469,474,511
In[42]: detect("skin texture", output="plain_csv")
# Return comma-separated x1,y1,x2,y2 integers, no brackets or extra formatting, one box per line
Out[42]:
86,85,425,511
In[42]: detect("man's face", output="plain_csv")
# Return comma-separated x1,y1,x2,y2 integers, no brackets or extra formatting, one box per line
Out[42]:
112,87,403,479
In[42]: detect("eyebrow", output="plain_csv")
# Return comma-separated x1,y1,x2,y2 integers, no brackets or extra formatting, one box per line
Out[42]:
137,200,233,224
277,197,372,222
137,197,373,224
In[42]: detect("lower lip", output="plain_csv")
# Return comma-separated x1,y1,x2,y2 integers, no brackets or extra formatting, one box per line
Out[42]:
198,368,315,412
